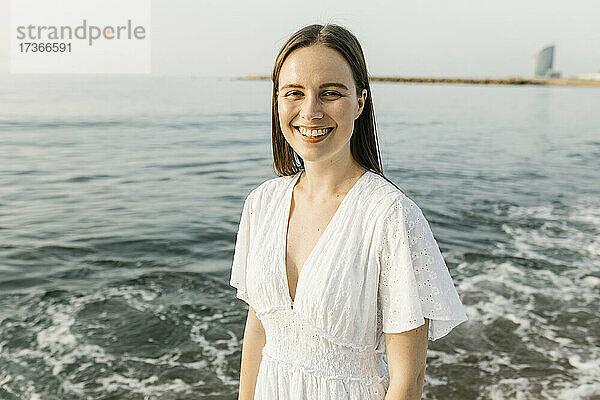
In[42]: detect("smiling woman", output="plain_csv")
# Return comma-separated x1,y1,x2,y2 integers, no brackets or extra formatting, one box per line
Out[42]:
230,23,468,400
276,45,367,151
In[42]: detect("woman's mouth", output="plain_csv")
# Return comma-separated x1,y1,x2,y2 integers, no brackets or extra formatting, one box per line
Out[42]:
294,126,334,143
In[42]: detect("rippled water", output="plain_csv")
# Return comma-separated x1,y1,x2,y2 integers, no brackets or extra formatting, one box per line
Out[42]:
0,75,598,399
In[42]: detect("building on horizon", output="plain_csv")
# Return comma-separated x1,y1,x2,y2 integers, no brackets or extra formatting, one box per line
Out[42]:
532,45,561,78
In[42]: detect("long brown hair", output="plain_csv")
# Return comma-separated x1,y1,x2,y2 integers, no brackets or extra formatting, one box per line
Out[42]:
271,23,397,189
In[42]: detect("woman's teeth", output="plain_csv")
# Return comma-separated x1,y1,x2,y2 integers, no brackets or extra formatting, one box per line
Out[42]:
297,127,333,137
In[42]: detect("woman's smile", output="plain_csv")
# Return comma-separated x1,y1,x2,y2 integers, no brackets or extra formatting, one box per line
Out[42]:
294,126,334,143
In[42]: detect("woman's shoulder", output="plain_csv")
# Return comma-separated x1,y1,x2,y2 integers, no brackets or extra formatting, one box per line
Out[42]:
246,173,296,205
363,171,424,220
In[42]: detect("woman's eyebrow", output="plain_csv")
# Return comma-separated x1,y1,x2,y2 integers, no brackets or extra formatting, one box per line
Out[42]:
280,82,349,91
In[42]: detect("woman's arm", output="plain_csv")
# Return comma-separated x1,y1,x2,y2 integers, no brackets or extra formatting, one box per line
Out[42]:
384,318,429,400
237,305,266,400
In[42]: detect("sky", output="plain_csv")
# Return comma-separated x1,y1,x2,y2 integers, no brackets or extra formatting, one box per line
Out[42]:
1,0,599,78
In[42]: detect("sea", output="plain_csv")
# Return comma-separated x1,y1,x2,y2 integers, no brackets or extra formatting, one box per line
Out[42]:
0,75,598,400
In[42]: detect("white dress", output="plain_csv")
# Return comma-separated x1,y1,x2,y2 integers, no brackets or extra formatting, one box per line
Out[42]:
229,170,468,399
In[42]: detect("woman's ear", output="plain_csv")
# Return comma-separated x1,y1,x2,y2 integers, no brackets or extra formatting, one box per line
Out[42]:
355,88,368,120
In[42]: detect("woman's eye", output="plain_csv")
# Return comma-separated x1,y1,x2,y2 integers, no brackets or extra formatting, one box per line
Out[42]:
283,91,341,98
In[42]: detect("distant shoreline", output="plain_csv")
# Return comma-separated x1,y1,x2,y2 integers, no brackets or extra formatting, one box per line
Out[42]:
239,75,600,87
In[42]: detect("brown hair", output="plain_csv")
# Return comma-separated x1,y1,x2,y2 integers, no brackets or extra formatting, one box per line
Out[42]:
271,24,393,185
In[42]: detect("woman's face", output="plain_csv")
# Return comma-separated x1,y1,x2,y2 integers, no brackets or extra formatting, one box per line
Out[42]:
277,45,367,164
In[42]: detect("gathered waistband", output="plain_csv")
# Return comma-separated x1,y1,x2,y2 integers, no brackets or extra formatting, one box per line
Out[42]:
258,311,384,384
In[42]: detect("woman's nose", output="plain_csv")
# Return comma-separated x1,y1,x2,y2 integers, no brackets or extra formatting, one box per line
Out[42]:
300,94,324,120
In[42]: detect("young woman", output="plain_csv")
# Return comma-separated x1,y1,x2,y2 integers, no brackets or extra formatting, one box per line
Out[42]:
230,24,468,400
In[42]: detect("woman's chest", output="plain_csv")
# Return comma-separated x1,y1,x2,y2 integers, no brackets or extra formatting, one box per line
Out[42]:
246,198,382,346
284,195,346,302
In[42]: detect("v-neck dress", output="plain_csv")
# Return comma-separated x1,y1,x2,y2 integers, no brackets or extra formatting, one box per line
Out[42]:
229,170,468,399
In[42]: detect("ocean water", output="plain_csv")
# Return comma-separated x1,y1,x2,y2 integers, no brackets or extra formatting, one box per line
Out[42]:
0,75,598,400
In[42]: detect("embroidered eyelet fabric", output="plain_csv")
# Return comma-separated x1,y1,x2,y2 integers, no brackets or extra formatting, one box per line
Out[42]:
229,170,468,399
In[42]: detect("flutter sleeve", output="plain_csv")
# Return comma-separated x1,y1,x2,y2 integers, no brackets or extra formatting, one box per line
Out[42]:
229,190,254,305
377,197,468,340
